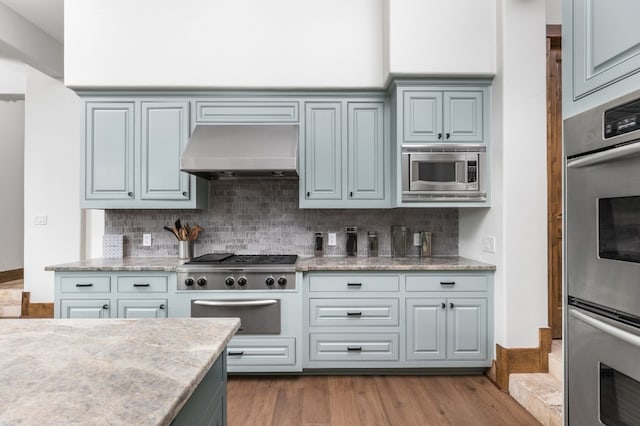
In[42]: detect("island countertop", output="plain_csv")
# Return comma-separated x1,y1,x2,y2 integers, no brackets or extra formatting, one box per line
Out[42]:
296,255,496,271
0,318,240,425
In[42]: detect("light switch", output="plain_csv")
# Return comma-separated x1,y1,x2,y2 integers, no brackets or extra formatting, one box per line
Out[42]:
482,236,496,253
143,233,152,247
413,233,421,246
328,233,337,246
34,215,47,225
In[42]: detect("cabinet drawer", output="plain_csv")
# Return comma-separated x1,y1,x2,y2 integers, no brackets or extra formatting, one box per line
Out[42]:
308,275,399,292
309,298,399,327
117,276,168,292
309,333,399,361
405,275,488,292
194,100,299,123
226,337,296,366
60,276,111,293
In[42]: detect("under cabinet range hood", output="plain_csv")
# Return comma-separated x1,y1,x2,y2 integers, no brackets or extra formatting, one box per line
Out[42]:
180,124,299,179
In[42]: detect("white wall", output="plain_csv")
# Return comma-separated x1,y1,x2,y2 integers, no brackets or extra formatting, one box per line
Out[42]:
0,100,24,272
65,0,384,89
0,57,26,97
460,0,548,348
23,66,81,302
386,0,496,78
546,0,561,25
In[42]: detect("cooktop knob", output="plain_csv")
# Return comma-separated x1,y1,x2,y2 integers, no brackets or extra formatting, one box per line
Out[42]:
225,277,235,287
237,277,247,287
197,277,207,287
265,276,275,287
184,277,195,287
277,277,287,286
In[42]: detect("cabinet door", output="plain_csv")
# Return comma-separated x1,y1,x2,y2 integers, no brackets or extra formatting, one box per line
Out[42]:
572,0,640,100
406,298,446,360
443,91,484,143
140,102,190,200
304,102,342,200
117,299,168,318
446,298,487,361
402,90,443,143
60,300,111,319
347,102,384,200
84,102,135,200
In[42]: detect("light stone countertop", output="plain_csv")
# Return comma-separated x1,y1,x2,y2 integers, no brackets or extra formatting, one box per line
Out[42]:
296,256,496,271
45,256,187,272
0,318,240,425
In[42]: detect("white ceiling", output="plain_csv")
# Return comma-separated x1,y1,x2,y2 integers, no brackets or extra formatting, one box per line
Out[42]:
1,0,64,43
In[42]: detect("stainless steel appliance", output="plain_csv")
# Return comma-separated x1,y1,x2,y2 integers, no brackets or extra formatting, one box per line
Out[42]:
566,90,640,425
401,146,486,201
176,253,297,335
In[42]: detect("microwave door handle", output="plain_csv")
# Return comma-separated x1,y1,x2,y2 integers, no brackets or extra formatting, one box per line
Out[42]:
567,141,640,168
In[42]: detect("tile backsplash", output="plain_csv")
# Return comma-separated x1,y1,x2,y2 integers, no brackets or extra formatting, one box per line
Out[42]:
105,180,458,257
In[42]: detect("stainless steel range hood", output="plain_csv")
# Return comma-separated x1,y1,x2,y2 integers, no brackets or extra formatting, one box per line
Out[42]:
181,124,299,179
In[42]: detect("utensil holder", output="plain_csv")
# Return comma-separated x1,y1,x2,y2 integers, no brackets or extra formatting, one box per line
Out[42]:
391,225,407,258
178,240,194,259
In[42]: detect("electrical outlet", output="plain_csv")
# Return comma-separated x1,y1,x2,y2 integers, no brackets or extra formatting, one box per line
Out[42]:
142,233,152,247
328,232,337,246
34,215,47,225
413,233,421,246
482,236,496,253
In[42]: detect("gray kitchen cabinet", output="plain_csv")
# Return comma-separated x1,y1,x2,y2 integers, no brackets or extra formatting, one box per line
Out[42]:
81,98,208,209
570,0,640,101
309,333,400,362
301,99,389,208
406,297,488,362
225,337,296,369
55,272,174,319
401,88,484,144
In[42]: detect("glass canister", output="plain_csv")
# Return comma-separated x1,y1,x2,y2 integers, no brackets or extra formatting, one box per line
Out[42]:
314,232,324,257
391,225,407,257
368,232,378,257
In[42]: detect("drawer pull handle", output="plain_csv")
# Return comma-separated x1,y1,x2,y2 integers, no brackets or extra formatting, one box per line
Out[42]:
347,282,362,287
159,304,165,310
347,346,362,352
440,281,456,286
75,283,93,287
228,351,244,356
102,304,109,310
347,312,362,317
133,283,151,287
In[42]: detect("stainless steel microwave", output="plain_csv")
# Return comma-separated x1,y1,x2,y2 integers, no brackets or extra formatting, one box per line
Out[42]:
401,148,486,201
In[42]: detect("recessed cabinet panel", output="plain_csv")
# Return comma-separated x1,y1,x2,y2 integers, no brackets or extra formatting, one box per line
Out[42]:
447,298,487,361
85,102,135,200
444,92,483,143
305,103,342,200
348,102,384,200
141,102,190,200
60,300,111,319
195,100,299,123
403,91,442,143
118,299,167,318
573,0,640,99
406,298,446,360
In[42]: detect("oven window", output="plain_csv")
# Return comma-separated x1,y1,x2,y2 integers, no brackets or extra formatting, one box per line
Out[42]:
600,363,640,425
417,162,456,182
599,196,640,263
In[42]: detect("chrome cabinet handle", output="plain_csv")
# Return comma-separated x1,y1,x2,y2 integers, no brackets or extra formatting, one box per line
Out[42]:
193,299,277,307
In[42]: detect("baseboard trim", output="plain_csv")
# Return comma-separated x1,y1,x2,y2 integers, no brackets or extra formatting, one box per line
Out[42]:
489,327,552,392
0,268,23,284
24,302,54,318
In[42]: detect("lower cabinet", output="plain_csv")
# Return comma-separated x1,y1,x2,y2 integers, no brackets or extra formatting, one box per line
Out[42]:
118,299,168,318
60,299,111,319
309,333,399,362
225,337,296,371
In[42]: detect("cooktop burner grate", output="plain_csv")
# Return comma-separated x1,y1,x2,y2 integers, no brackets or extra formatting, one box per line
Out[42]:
185,254,297,265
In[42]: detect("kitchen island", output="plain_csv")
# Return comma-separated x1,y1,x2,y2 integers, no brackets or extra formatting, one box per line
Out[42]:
0,317,240,425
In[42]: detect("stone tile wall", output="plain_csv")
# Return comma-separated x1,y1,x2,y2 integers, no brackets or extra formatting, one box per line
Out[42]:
105,180,458,258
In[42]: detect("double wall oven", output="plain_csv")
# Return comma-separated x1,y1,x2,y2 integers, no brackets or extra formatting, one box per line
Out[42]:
566,91,640,425
175,254,301,373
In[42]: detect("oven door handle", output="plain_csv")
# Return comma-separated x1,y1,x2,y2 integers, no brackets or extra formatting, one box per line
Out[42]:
570,308,640,349
193,299,278,307
567,141,640,168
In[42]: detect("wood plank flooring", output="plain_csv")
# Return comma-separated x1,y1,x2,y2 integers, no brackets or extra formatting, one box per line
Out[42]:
227,375,540,426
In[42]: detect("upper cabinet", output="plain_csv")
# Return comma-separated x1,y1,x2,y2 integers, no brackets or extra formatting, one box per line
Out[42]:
300,98,389,209
401,88,486,145
82,98,208,209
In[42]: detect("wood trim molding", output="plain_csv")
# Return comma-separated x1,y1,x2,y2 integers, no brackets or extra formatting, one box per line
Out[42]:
547,24,561,38
488,328,552,392
26,303,54,318
0,268,23,284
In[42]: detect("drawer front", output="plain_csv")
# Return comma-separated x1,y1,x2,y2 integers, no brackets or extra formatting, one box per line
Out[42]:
117,276,168,292
194,101,299,123
405,275,489,292
308,275,400,292
60,276,111,293
309,333,399,361
226,337,296,366
309,298,399,327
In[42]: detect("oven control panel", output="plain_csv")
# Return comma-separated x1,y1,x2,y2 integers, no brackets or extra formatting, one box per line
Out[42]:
177,271,296,290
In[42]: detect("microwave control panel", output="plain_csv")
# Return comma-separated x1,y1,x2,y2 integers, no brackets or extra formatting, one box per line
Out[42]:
467,160,477,184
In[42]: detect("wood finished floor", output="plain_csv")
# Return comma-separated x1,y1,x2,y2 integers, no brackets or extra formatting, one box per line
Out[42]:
227,375,540,426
